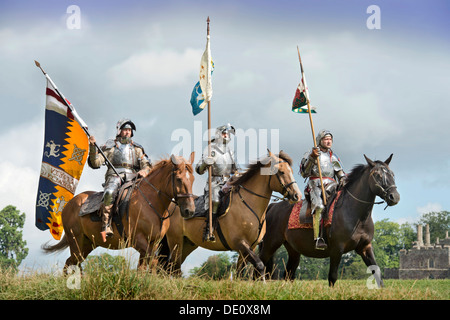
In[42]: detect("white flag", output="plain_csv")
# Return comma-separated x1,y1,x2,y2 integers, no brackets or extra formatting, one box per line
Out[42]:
199,35,213,102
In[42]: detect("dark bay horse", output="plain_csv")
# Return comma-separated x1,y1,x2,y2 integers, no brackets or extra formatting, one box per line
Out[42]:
258,154,400,287
43,152,195,273
160,151,302,277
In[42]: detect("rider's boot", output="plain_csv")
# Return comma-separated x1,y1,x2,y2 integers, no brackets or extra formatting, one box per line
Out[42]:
313,207,327,250
100,204,114,242
208,204,219,242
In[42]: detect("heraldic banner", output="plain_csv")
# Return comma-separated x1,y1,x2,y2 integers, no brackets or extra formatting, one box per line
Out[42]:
35,80,88,240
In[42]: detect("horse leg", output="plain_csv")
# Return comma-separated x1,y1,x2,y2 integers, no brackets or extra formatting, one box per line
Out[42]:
258,236,285,280
284,242,301,281
236,241,265,280
328,249,343,287
135,233,157,271
357,243,384,288
168,237,197,276
64,234,94,275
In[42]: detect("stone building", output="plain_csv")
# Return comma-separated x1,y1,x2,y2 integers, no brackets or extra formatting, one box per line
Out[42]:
394,225,450,279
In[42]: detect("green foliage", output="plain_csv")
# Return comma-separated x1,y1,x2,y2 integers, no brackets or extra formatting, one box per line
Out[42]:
0,205,28,271
82,253,129,273
189,252,233,279
418,211,450,241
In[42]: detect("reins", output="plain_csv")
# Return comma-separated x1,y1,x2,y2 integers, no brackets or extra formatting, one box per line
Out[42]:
344,165,397,210
233,159,298,248
137,162,194,224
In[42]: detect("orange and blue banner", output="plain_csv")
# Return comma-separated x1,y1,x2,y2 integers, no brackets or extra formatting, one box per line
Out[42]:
35,81,88,240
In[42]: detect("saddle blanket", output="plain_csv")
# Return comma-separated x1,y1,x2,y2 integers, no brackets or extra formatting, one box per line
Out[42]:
288,190,342,230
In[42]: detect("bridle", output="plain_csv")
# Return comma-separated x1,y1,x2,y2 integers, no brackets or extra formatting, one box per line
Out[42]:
238,159,298,202
236,159,298,247
137,162,194,223
369,166,397,201
345,164,397,209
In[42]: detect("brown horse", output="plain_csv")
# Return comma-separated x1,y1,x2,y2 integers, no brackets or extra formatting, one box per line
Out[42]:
160,151,302,277
258,154,400,287
43,152,195,273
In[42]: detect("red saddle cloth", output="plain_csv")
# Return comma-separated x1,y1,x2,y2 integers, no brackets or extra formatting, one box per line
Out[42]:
288,190,342,230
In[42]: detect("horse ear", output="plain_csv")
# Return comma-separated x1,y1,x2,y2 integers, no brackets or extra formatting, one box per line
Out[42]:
267,148,273,157
364,154,376,167
189,151,195,165
384,153,393,165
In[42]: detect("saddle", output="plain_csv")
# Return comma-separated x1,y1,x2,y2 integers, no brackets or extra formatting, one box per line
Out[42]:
79,178,138,237
187,190,232,220
288,190,342,230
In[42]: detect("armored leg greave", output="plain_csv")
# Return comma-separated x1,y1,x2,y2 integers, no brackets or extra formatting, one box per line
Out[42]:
312,207,327,250
100,204,114,242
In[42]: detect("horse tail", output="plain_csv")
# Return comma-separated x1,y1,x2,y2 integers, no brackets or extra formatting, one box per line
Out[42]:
41,234,70,254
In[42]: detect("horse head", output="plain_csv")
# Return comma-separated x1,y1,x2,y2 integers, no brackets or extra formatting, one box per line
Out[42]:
266,149,302,204
364,154,400,207
169,152,196,218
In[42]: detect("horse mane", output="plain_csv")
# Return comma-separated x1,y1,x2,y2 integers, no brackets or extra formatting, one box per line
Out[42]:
230,151,293,186
344,160,385,189
344,164,367,189
148,156,194,176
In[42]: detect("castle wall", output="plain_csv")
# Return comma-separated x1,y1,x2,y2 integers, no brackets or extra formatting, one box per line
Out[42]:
395,225,450,279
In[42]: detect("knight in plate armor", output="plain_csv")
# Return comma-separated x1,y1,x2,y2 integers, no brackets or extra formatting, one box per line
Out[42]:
196,124,239,236
88,118,152,242
300,129,345,250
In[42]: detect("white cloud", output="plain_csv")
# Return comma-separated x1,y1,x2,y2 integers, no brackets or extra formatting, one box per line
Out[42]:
108,48,202,89
417,202,443,215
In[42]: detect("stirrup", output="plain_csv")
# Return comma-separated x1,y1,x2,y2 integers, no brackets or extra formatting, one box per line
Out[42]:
315,237,327,250
203,224,216,243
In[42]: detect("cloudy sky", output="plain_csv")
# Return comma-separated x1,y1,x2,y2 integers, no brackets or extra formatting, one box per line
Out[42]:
0,0,449,274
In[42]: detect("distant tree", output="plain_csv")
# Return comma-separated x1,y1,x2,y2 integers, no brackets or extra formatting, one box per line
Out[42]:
418,211,450,242
82,253,129,273
189,253,233,279
0,205,28,271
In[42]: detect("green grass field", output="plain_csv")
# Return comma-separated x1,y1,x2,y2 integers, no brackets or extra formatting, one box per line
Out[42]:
1,268,448,300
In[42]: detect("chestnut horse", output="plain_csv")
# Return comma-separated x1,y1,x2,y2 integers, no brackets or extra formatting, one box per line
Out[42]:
43,152,195,273
160,151,302,277
258,154,400,287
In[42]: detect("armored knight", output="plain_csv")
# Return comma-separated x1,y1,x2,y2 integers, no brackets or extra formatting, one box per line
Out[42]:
88,118,152,242
196,124,239,230
300,129,345,250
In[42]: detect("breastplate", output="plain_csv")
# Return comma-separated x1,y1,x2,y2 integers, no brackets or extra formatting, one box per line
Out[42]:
111,142,137,168
211,144,234,176
311,151,334,178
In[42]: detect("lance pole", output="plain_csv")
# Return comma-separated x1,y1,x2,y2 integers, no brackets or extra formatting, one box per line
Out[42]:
296,47,327,205
34,60,124,183
206,17,215,242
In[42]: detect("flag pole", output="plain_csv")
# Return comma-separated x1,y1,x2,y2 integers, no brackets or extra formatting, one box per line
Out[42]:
296,47,327,205
206,17,215,242
34,60,124,183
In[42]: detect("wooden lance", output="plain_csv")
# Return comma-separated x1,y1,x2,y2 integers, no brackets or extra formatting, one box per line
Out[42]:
296,46,327,205
206,17,215,242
